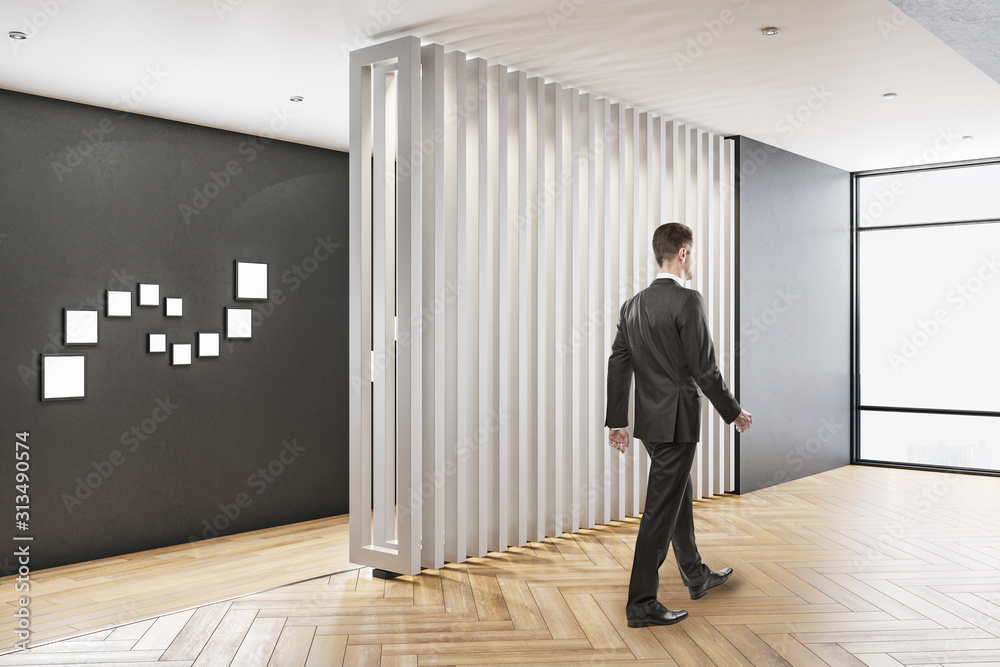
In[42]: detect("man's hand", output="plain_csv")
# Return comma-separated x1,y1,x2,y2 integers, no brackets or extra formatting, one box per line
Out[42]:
734,409,752,433
609,428,629,453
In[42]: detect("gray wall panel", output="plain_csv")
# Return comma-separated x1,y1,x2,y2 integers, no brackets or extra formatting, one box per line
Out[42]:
736,137,851,493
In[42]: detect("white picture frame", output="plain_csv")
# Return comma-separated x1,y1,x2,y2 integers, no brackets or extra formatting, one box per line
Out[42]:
172,343,192,366
138,283,160,307
107,290,132,317
226,308,253,339
198,332,220,357
165,297,183,317
41,354,86,400
235,261,268,301
148,333,167,353
65,309,98,345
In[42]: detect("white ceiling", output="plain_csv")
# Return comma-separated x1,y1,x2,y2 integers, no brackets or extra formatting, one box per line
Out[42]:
2,0,998,172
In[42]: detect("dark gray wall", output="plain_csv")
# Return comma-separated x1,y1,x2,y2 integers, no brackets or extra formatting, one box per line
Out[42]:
736,137,851,493
0,88,349,572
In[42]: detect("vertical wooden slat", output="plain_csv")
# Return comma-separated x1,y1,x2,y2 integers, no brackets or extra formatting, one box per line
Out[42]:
511,72,538,546
397,36,423,576
494,66,518,551
550,81,568,538
480,65,508,551
371,65,387,548
349,47,372,567
607,102,623,522
446,50,465,564
468,57,489,558
371,65,397,550
421,43,446,569
538,80,555,540
594,97,610,528
574,95,592,528
634,111,649,514
529,76,546,543
569,87,585,534
621,107,636,518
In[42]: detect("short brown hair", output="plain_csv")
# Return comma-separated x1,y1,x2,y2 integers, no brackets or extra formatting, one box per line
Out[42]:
652,223,693,267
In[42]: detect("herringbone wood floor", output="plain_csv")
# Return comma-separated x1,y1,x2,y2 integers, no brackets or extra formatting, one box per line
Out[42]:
3,465,1000,665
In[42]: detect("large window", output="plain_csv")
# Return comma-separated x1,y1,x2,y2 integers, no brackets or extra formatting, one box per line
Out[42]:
854,160,1000,473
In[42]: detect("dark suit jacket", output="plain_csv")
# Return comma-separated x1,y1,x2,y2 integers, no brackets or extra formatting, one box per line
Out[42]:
605,277,741,443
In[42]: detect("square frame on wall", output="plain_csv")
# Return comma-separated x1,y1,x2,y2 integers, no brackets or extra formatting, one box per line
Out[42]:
226,308,253,339
198,332,220,357
165,297,183,317
235,261,269,301
64,309,99,345
172,343,192,366
138,283,160,307
148,333,167,353
41,353,87,401
107,290,132,317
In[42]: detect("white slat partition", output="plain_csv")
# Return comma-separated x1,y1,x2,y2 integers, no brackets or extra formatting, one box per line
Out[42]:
351,36,739,574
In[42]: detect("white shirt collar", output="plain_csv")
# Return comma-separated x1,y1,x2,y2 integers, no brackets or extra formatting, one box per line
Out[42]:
655,271,685,284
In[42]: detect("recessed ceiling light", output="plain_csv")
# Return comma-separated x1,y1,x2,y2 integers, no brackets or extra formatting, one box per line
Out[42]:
883,92,898,100
8,31,27,40
761,27,779,36
962,135,974,141
290,96,304,102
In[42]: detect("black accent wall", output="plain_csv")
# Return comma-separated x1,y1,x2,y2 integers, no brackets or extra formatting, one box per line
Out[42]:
736,137,851,493
0,88,349,572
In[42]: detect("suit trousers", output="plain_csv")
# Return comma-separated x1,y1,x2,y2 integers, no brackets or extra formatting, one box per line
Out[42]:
626,441,710,617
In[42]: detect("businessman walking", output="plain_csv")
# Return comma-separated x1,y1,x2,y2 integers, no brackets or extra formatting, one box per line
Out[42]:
606,222,752,628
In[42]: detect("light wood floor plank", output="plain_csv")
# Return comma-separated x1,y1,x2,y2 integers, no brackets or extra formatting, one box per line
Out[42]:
189,608,257,667
265,625,314,667
303,634,346,667
229,616,284,666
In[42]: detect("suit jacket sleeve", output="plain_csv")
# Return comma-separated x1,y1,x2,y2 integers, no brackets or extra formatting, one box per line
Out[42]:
678,290,742,424
604,301,633,429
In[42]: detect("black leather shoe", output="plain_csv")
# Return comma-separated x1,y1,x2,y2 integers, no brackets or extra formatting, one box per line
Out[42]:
626,606,688,628
688,567,733,600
